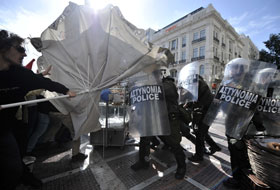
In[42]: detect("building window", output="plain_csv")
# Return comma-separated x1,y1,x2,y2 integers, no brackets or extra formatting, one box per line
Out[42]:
182,36,186,47
214,47,218,57
171,39,177,50
181,51,186,61
213,30,218,38
199,46,205,57
170,69,178,78
229,41,232,52
221,52,224,61
200,29,206,38
212,65,214,75
193,48,198,58
199,65,204,75
193,32,199,40
174,52,178,63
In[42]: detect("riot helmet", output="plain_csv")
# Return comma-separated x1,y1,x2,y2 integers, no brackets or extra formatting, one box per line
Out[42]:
223,58,249,85
253,68,277,86
177,62,199,103
160,66,171,79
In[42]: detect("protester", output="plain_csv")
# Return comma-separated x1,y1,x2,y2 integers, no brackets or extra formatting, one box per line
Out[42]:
0,29,76,190
26,96,57,155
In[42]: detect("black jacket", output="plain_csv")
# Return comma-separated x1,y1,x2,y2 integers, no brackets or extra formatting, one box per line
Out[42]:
0,65,69,132
162,80,179,114
197,76,214,112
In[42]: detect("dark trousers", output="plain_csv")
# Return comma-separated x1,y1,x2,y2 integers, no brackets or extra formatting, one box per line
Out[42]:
0,131,23,190
180,122,196,144
138,119,185,169
227,138,250,180
195,122,220,158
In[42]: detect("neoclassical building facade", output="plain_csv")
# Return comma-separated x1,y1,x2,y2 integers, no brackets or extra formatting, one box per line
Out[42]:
148,4,259,91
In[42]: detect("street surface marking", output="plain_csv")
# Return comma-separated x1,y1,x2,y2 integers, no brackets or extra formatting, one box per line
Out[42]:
90,150,127,190
42,168,83,183
185,177,210,190
105,149,138,162
129,165,177,190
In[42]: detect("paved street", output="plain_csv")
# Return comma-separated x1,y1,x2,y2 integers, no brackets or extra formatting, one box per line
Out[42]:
18,122,238,190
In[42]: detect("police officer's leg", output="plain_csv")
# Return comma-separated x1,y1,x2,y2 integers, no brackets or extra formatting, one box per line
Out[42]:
223,137,250,188
150,136,160,149
189,122,208,162
162,119,186,180
180,122,196,144
131,136,151,171
204,132,221,155
229,138,250,180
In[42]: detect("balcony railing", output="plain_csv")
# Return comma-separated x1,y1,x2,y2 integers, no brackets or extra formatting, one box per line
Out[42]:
213,37,219,44
179,59,186,64
192,37,206,44
214,56,219,61
222,43,226,48
169,61,179,66
191,56,205,61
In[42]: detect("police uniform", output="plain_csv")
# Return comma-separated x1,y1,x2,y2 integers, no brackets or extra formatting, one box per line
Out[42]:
188,76,221,162
160,77,186,179
131,76,186,180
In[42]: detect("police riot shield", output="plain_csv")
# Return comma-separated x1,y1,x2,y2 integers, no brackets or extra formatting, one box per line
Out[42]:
203,58,277,140
178,62,199,105
128,70,170,137
248,70,280,137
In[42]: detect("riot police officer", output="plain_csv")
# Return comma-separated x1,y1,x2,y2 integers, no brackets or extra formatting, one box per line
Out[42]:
131,75,186,180
177,62,221,162
202,58,277,189
187,75,221,162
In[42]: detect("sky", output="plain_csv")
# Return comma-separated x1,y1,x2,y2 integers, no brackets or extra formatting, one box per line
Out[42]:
1,0,280,68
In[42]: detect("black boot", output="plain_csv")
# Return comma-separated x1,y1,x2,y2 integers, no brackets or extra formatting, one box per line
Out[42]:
131,137,151,171
188,154,203,162
174,150,186,179
130,160,149,171
204,146,221,155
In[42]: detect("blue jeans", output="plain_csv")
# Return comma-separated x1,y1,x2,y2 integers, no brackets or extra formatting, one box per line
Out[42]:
27,113,50,153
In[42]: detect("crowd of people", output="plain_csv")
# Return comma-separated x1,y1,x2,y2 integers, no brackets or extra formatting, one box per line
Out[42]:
1,29,278,190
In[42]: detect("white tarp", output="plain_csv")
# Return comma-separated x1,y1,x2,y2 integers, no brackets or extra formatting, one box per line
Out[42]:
39,2,170,139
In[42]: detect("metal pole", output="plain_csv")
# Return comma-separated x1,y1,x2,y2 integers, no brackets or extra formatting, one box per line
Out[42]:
0,90,89,110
